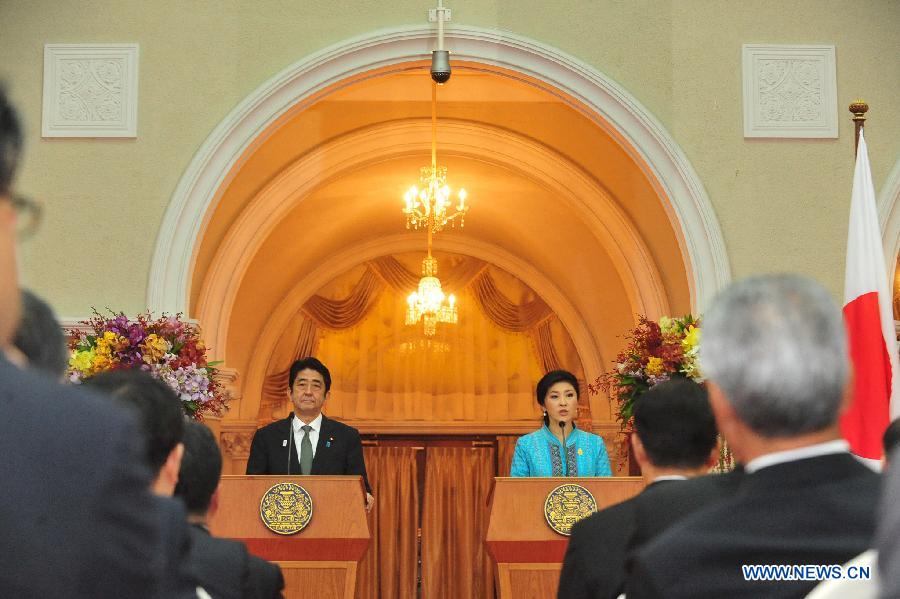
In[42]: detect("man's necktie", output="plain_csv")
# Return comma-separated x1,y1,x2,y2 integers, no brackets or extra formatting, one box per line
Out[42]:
300,425,313,475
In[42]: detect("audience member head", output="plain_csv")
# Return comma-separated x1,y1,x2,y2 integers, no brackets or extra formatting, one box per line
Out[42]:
700,274,848,461
85,369,185,495
174,421,222,521
0,84,21,198
631,377,718,477
884,419,900,467
10,289,67,377
536,369,580,428
0,85,24,345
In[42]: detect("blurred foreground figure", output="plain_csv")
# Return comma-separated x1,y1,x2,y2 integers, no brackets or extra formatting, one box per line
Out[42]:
176,422,284,599
559,377,734,599
9,288,68,378
0,84,173,598
628,274,879,599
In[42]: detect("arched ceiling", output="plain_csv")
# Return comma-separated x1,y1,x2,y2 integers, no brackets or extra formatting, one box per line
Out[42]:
190,64,692,392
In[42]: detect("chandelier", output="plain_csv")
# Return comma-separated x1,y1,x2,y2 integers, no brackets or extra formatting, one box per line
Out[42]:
402,83,469,232
404,80,468,336
405,253,457,336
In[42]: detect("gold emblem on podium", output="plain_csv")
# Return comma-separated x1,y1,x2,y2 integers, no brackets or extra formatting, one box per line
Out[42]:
259,482,313,535
543,484,596,536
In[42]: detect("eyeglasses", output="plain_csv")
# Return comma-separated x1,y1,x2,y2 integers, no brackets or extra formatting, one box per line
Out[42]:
5,193,42,239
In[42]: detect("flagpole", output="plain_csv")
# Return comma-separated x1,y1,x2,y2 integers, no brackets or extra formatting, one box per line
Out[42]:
850,100,869,155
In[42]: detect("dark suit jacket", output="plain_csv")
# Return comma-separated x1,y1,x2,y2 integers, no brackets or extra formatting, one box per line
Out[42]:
246,413,371,493
0,357,193,598
246,553,286,599
558,472,740,599
627,453,880,599
187,524,284,599
878,447,900,598
628,469,744,550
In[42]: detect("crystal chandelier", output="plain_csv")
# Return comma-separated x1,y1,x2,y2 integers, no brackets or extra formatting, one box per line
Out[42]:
402,83,469,232
406,253,457,336
404,81,468,336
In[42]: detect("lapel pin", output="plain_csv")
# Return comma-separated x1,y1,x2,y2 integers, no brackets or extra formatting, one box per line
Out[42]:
282,440,288,447
326,437,333,448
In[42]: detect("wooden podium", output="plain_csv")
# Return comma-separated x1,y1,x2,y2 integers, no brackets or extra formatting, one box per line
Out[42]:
485,477,645,598
209,475,370,599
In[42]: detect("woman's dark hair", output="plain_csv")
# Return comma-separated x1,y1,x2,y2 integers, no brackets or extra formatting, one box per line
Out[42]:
536,369,579,426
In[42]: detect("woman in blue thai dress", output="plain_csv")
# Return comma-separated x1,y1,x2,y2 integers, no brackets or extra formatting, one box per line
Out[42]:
510,369,612,477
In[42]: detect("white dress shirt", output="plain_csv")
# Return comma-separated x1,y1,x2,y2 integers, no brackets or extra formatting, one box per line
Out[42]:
651,474,689,483
293,413,322,461
744,439,849,473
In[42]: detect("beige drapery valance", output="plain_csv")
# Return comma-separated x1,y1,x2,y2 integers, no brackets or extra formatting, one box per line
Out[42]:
260,256,569,419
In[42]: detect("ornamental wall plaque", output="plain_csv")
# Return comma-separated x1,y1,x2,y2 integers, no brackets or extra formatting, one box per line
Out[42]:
42,43,139,138
259,482,313,535
543,483,597,536
742,44,837,138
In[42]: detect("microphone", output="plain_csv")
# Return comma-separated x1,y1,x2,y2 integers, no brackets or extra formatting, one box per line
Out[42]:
559,420,568,476
286,412,294,474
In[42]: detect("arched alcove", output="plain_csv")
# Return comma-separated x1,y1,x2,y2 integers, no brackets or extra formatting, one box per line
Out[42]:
147,25,730,445
149,25,729,316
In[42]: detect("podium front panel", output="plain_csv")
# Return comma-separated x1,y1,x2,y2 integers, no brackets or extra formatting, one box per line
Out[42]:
209,475,370,599
486,476,644,599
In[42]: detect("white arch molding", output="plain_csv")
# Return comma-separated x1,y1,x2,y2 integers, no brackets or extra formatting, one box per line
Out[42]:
194,119,670,361
148,25,730,317
878,158,900,275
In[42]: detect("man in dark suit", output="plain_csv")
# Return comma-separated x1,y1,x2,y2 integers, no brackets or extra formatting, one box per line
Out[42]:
85,370,203,598
558,378,726,599
177,421,285,599
0,85,181,597
628,274,881,599
246,356,374,511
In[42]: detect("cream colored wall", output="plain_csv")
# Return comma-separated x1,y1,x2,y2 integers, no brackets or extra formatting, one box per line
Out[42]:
669,1,900,297
1,0,898,314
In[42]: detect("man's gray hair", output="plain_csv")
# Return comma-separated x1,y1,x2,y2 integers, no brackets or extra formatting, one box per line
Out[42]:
700,274,849,437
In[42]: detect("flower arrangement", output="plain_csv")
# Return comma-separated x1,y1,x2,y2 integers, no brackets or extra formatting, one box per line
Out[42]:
67,310,228,420
590,314,733,472
590,315,701,431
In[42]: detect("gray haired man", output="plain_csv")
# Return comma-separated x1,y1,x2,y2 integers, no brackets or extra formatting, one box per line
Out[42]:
627,274,880,599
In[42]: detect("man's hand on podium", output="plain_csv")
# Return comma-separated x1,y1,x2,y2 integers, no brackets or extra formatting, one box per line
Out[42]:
365,493,375,513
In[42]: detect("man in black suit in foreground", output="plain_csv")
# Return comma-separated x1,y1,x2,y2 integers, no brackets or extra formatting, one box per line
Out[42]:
628,274,880,599
246,356,374,511
176,422,285,599
558,378,730,599
85,370,203,597
0,85,190,598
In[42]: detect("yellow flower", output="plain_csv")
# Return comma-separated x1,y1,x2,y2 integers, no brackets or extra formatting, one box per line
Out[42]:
141,334,170,364
645,356,665,377
682,325,701,350
94,337,112,359
69,349,95,374
92,353,112,372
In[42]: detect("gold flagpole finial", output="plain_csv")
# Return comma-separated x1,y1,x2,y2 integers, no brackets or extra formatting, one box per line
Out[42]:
849,100,869,154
